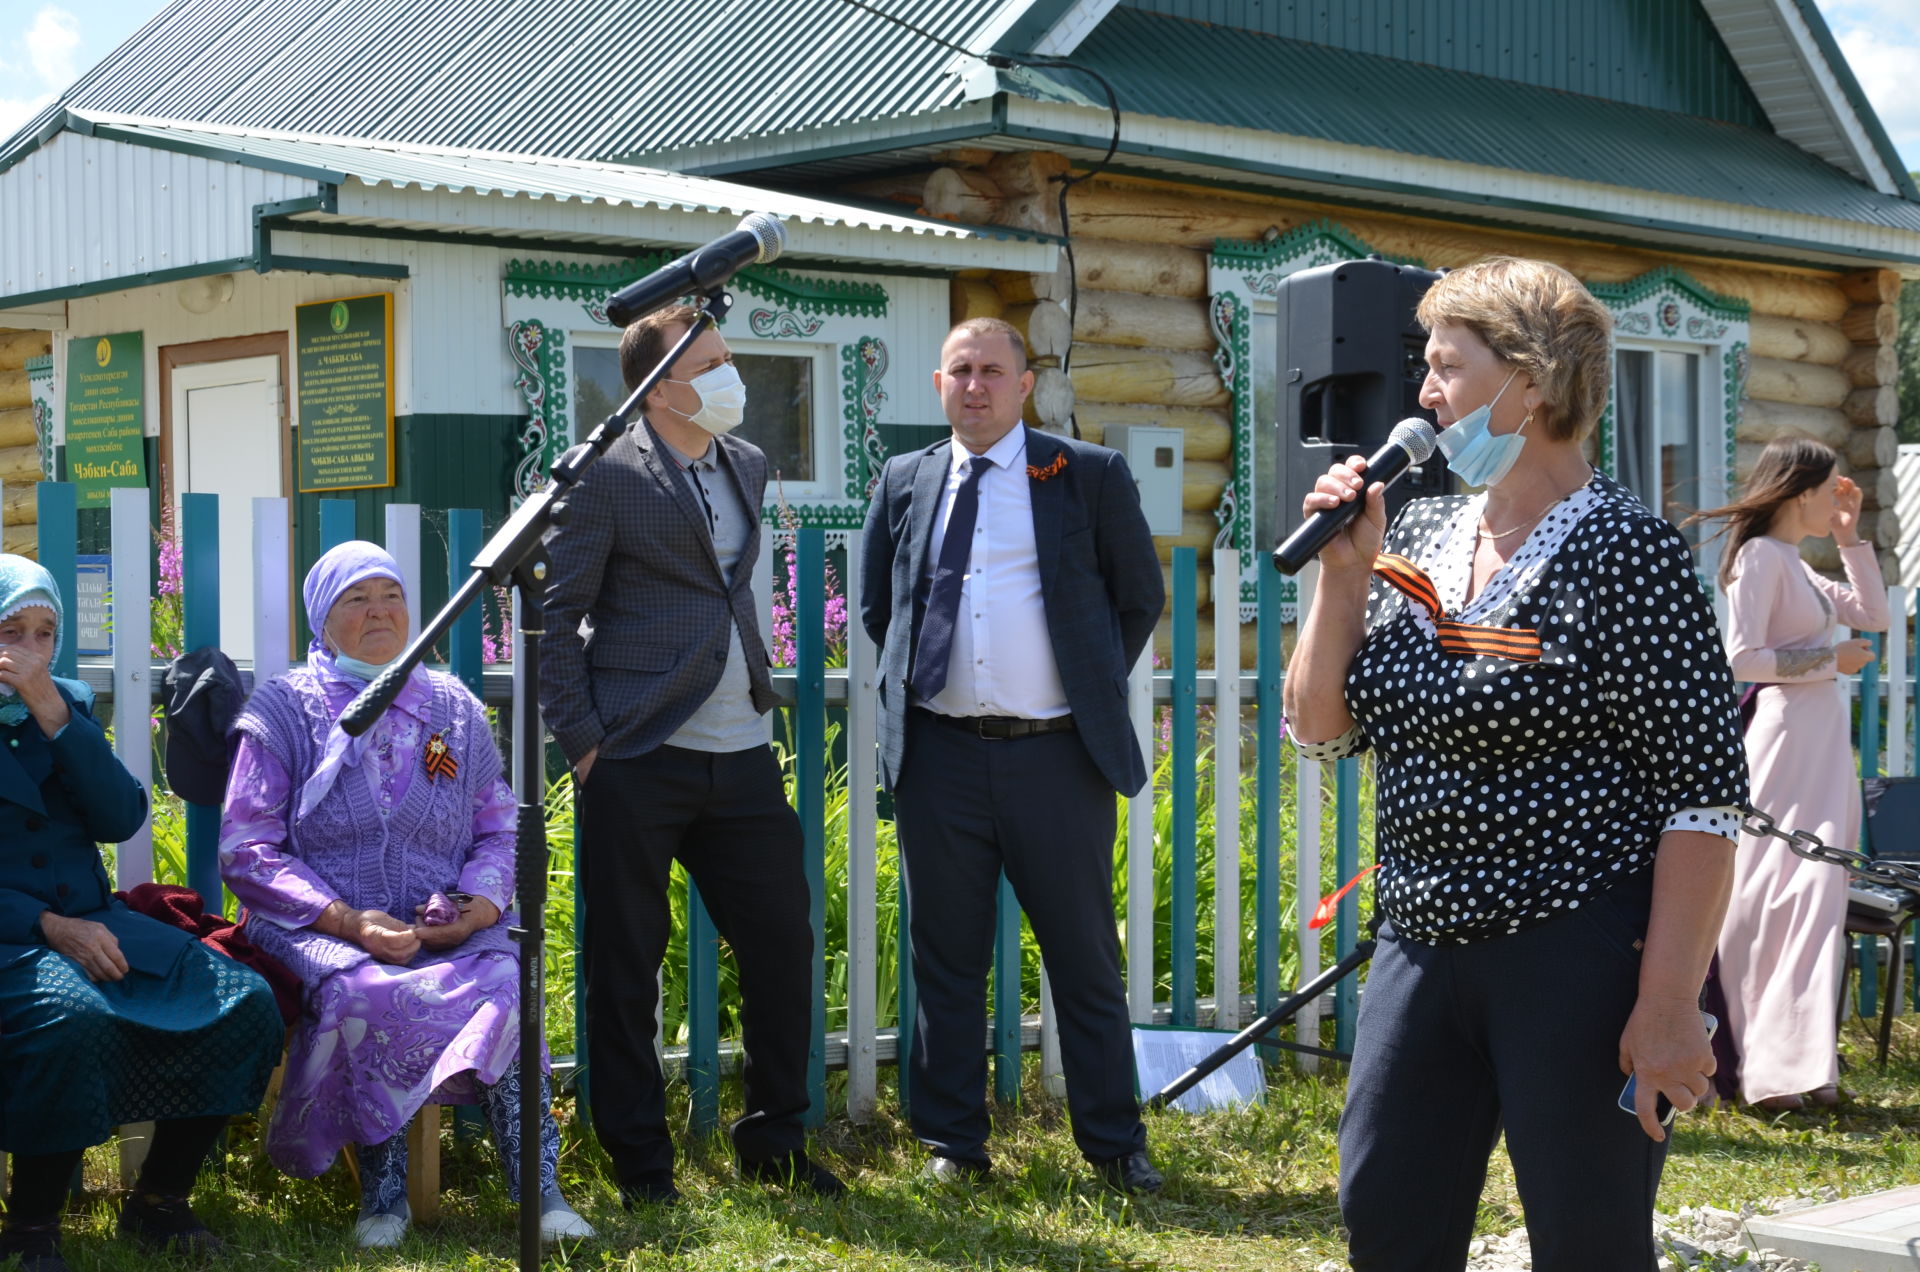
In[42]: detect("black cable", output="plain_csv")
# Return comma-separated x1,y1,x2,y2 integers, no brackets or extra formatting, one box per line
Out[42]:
835,0,1127,441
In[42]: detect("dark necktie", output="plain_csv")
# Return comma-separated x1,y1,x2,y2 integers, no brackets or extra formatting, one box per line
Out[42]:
911,455,990,702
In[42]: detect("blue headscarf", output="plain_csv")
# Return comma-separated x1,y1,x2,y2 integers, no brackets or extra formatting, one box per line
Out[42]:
297,541,431,818
0,554,91,726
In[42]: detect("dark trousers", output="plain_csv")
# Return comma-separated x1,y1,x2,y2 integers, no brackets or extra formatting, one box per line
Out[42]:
1340,869,1668,1272
579,743,813,1182
893,710,1146,1164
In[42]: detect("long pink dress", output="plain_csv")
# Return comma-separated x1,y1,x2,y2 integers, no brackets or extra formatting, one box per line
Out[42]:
1718,536,1887,1103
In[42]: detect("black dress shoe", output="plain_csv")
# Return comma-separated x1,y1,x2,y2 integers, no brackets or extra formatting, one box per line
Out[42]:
1094,1150,1164,1195
619,1170,682,1208
0,1224,69,1272
740,1151,848,1197
118,1192,226,1256
922,1155,992,1186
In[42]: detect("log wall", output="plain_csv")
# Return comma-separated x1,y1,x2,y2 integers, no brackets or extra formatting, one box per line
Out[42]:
888,154,1904,656
0,329,50,558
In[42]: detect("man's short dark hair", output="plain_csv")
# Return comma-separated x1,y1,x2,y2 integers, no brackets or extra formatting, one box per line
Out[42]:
944,317,1028,372
619,303,704,393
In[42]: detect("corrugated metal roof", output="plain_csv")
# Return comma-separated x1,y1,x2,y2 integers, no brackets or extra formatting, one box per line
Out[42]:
1030,7,1920,234
61,111,993,242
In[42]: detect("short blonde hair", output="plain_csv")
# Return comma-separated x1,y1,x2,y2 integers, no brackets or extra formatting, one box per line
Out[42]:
1415,257,1613,442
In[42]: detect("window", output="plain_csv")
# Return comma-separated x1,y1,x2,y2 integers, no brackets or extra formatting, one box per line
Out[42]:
1614,347,1705,543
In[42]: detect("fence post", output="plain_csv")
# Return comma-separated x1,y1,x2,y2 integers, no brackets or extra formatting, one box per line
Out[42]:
1334,757,1361,1054
447,509,482,694
1886,587,1907,776
1126,644,1155,1023
36,483,78,679
1253,559,1284,1015
383,504,423,641
1857,633,1884,1018
685,883,719,1133
252,499,291,682
109,486,154,886
318,499,355,552
993,873,1022,1103
1170,547,1198,1027
843,533,880,1122
180,493,222,904
795,528,827,1125
1212,547,1242,1030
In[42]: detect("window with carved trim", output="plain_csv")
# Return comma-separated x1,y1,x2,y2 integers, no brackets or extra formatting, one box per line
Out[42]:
1613,344,1707,544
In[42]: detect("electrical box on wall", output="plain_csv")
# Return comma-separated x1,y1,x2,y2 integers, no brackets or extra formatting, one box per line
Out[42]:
1104,425,1183,536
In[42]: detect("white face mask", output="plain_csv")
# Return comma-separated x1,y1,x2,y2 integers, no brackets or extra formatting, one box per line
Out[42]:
666,363,747,436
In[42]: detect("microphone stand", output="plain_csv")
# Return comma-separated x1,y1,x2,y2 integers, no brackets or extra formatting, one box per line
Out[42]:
340,288,733,1271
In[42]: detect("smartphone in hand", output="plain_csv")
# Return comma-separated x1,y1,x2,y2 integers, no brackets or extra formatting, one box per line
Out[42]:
1618,1012,1718,1125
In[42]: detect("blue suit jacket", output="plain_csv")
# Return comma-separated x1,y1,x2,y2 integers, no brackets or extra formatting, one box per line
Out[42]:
0,687,183,977
859,427,1165,796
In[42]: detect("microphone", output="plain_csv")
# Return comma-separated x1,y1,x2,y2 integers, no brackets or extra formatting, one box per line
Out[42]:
604,213,787,327
1272,418,1438,576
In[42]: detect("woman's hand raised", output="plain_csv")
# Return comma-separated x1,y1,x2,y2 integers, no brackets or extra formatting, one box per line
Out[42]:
1831,474,1863,546
1304,455,1387,576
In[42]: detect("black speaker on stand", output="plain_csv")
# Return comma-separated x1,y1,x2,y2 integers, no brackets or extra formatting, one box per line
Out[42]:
1273,258,1449,550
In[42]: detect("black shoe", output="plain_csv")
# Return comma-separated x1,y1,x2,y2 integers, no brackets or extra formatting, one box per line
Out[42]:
118,1192,225,1256
619,1170,682,1208
0,1224,69,1272
740,1152,848,1198
921,1155,992,1187
1094,1150,1164,1195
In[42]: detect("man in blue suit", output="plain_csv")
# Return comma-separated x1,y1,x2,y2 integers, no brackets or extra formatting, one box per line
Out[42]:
860,317,1166,1192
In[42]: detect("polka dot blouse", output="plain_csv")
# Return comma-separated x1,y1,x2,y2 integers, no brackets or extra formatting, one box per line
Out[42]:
1297,472,1749,944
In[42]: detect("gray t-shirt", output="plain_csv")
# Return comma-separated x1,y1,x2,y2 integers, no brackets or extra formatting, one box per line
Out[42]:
663,437,767,752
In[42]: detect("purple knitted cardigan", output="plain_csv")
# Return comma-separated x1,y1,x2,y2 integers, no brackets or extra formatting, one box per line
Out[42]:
233,667,517,986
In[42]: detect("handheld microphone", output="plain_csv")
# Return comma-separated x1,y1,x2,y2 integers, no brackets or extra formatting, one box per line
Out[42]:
1272,418,1438,575
604,213,787,328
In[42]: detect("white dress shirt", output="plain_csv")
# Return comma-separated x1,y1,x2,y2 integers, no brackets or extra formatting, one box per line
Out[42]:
915,425,1070,720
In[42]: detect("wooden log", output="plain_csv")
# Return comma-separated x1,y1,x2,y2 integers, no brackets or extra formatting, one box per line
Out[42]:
1840,302,1896,345
1843,386,1899,429
2,525,35,557
1846,425,1899,470
1735,398,1849,448
923,167,1003,224
1067,238,1208,298
1152,510,1222,563
1024,366,1075,431
950,278,1004,325
1000,180,1280,246
1069,343,1229,408
1071,291,1213,350
0,331,50,372
0,369,28,412
842,170,939,208
992,266,1069,306
1005,300,1071,363
1840,269,1900,305
1,483,36,527
1747,314,1850,366
1745,356,1850,409
0,408,36,450
933,147,998,169
1802,537,1839,573
985,151,1072,198
1071,402,1233,460
1855,466,1898,510
1859,508,1902,550
1843,343,1898,388
1183,460,1230,512
0,444,42,484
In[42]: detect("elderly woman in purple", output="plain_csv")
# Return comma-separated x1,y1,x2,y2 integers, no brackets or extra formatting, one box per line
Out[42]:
218,542,592,1248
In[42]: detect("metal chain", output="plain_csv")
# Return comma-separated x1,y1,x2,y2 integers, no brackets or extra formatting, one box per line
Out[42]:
1737,802,1920,893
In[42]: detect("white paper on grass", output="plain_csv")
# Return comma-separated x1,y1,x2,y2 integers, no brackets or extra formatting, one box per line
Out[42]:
1131,1027,1266,1114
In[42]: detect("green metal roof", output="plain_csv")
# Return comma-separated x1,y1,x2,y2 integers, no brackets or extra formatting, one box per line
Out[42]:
1019,7,1920,234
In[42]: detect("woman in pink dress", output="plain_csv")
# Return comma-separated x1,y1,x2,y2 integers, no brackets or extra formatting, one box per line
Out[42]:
1697,437,1887,1111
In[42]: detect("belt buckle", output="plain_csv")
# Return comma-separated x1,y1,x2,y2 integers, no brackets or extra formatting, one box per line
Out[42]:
975,717,1008,740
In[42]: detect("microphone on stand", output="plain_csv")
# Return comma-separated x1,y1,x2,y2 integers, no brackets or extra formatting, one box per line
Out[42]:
1272,419,1438,575
604,212,787,327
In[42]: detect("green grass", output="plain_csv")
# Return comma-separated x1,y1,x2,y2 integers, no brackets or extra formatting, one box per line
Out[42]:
46,1016,1920,1271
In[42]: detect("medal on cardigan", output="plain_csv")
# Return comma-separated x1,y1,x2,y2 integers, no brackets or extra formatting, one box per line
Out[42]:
423,732,458,781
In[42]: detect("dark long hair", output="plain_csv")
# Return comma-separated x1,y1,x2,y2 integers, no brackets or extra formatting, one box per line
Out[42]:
1684,436,1836,587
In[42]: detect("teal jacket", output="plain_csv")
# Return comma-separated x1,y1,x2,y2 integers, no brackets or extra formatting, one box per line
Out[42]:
0,686,191,977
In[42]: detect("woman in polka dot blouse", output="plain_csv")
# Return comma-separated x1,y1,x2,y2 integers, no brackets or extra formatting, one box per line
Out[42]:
1285,258,1749,1271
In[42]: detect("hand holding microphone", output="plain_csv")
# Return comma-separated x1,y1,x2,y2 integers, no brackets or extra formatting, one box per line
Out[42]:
1274,419,1438,575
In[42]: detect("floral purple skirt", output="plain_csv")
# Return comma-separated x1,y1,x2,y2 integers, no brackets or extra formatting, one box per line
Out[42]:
268,948,540,1177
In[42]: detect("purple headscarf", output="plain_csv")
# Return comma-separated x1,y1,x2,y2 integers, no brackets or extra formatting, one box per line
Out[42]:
297,540,431,818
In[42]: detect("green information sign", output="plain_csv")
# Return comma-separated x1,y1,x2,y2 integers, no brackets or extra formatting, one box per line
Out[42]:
63,331,147,507
296,294,395,492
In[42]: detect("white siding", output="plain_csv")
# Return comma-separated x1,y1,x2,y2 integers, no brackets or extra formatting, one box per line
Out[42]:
0,131,316,300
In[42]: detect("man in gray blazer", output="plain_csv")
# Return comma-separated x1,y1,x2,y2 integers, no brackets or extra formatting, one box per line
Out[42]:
541,304,842,1205
860,317,1166,1192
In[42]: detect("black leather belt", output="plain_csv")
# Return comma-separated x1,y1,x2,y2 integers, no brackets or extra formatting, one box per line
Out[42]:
916,709,1076,740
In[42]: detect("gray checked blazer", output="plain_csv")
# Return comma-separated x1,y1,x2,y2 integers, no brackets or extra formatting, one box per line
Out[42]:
859,427,1166,797
539,420,777,765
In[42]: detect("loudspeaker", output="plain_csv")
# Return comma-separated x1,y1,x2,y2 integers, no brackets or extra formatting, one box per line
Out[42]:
1273,258,1449,554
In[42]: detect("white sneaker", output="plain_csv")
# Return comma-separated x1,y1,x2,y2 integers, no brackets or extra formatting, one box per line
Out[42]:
354,1211,410,1249
539,1201,596,1243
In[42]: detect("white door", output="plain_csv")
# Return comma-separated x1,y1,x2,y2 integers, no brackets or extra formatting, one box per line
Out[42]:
169,356,283,661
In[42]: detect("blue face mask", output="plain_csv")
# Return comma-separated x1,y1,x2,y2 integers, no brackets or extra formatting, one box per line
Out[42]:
1436,369,1527,487
331,651,392,682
